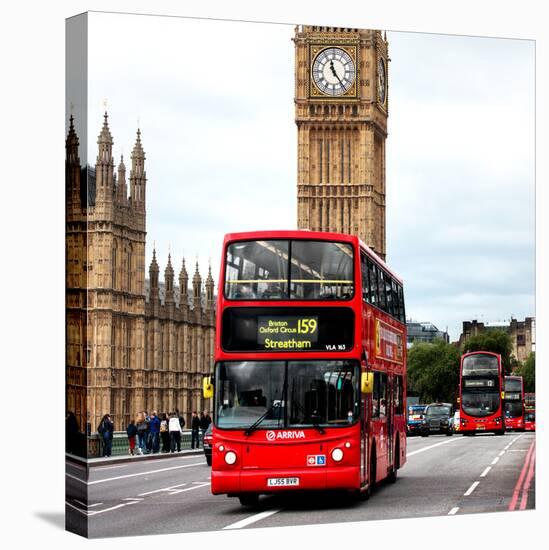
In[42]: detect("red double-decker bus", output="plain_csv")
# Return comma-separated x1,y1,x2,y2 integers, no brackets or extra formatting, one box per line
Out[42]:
203,230,407,506
504,375,525,431
458,351,505,435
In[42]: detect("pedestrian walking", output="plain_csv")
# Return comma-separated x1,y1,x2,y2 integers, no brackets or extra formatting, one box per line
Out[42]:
176,408,186,431
66,411,80,456
149,411,161,453
136,412,148,455
191,411,200,449
169,412,183,452
200,411,210,443
98,414,114,457
126,419,137,456
144,411,153,454
160,413,170,453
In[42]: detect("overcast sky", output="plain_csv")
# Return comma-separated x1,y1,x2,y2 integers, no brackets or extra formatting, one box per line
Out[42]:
82,12,535,342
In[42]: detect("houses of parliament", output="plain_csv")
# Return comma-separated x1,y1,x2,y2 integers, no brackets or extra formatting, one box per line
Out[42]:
66,113,216,438
66,26,390,445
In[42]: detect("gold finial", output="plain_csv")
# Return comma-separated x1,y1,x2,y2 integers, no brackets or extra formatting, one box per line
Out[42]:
137,115,140,128
70,101,74,114
102,98,108,111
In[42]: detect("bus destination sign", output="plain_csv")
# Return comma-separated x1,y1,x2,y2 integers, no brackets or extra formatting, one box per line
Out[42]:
222,307,354,352
257,316,318,349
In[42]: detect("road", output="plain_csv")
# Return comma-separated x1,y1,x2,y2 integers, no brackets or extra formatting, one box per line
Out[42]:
66,431,535,538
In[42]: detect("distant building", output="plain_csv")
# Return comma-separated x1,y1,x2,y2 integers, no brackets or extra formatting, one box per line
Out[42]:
406,321,449,348
458,317,535,363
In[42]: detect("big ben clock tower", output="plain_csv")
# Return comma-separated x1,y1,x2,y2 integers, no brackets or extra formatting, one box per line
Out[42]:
294,26,389,260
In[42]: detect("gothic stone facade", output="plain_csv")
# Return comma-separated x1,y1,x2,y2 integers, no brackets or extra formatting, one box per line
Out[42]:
295,26,389,260
66,113,214,436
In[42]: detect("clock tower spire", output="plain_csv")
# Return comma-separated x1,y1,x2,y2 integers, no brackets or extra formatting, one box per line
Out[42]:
294,26,389,260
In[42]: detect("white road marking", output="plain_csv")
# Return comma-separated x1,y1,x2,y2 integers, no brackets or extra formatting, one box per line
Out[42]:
168,482,210,495
223,509,282,530
448,507,460,515
94,454,204,470
407,437,460,457
480,467,491,478
508,449,528,452
66,501,88,515
122,497,144,501
87,500,140,516
464,481,480,496
498,451,505,457
491,457,500,465
65,472,87,485
88,503,103,507
139,482,187,496
87,462,205,485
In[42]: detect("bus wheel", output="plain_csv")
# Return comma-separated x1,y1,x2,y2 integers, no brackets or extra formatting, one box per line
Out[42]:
388,439,399,483
238,493,259,507
368,445,377,496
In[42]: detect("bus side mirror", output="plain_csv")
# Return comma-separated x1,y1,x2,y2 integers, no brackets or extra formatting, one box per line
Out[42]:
457,397,460,404
361,372,374,394
203,376,214,399
501,391,505,400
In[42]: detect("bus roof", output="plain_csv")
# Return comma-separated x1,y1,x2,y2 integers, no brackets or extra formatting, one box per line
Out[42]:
223,230,404,284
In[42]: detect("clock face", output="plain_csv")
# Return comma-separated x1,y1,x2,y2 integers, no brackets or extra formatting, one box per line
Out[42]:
377,58,387,105
312,47,356,97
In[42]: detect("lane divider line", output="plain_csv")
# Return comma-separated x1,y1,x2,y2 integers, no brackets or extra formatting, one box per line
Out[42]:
464,481,480,496
508,440,535,511
480,466,491,478
407,436,461,457
223,509,282,530
87,462,205,485
491,457,500,465
519,443,536,510
448,507,459,515
66,501,88,516
498,451,505,457
139,482,187,496
168,482,210,495
87,500,140,516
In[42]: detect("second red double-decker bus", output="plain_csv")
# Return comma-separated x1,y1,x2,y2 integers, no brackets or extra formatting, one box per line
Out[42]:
504,375,525,431
203,230,407,506
459,351,505,435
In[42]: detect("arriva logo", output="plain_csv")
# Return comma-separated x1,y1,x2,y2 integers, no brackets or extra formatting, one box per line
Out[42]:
266,430,305,441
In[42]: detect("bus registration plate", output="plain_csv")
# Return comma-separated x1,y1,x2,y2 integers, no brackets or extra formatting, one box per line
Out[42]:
267,477,299,487
476,425,486,430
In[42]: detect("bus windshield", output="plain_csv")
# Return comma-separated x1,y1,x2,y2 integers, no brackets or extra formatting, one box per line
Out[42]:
224,240,354,300
505,401,523,418
461,391,500,417
215,360,359,429
462,354,499,377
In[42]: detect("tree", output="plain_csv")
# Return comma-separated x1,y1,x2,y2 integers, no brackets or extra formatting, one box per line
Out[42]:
461,330,514,375
407,340,461,405
518,352,535,393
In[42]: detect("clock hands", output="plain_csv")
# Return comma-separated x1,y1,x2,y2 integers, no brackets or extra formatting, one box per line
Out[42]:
329,59,345,88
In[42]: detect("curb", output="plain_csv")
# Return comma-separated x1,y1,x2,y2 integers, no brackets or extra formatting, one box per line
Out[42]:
66,449,205,467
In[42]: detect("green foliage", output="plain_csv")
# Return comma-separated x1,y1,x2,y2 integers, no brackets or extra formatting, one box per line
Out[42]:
461,330,514,375
518,352,535,393
407,340,461,405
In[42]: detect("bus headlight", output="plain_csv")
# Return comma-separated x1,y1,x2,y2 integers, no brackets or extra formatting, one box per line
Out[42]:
331,448,344,462
224,451,237,465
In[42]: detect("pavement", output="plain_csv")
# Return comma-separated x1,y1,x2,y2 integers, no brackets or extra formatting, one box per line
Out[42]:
65,431,535,538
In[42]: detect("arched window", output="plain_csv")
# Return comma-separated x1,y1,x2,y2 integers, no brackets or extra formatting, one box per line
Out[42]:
112,241,118,289
127,244,133,292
